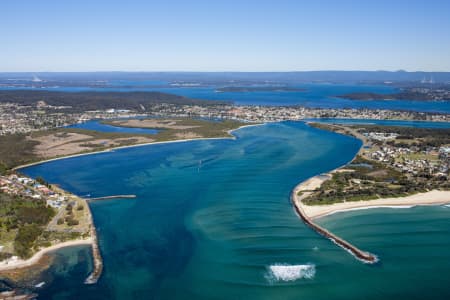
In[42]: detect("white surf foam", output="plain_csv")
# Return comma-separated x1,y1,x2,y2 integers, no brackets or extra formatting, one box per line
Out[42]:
266,263,315,283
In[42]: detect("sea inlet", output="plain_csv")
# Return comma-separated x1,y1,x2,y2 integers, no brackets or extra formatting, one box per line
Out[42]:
22,122,450,300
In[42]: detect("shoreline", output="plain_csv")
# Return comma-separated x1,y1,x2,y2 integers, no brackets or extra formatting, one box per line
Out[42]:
13,123,263,171
291,172,450,262
2,122,263,278
295,123,450,220
291,170,378,263
291,123,450,263
301,189,450,219
10,120,448,269
291,181,378,263
304,117,450,125
0,238,93,272
290,123,380,263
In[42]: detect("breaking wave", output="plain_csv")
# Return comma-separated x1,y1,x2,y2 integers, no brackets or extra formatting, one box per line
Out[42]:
265,263,315,283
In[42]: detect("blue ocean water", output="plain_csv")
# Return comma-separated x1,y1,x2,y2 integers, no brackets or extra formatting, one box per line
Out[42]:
21,122,450,299
150,84,448,112
1,83,449,113
65,120,159,134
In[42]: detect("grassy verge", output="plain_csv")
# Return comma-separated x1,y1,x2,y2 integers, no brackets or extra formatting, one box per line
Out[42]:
0,118,247,172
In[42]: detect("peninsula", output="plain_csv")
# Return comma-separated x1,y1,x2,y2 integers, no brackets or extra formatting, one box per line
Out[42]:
0,174,101,284
291,122,450,262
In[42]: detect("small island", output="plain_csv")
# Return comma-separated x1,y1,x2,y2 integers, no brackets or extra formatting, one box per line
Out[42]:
215,86,305,93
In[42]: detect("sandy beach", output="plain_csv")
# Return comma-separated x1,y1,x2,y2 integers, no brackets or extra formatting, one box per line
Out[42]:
293,174,450,220
293,123,450,220
291,173,379,263
0,238,93,271
300,190,450,219
291,172,449,264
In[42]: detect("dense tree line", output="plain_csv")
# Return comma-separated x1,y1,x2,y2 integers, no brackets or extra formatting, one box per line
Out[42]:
0,192,55,258
354,125,450,150
0,134,39,172
355,125,450,144
0,90,226,113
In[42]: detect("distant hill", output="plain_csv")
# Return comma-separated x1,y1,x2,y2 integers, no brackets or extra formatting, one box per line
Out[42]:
0,90,224,112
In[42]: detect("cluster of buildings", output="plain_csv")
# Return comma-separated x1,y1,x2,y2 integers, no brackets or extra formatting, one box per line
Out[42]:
0,102,80,135
146,103,450,123
0,102,146,135
409,87,450,101
440,146,450,158
1,100,450,136
363,132,398,141
367,145,449,178
0,174,67,208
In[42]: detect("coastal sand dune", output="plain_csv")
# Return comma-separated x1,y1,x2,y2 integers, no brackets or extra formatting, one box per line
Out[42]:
293,174,450,264
300,190,450,219
293,170,450,220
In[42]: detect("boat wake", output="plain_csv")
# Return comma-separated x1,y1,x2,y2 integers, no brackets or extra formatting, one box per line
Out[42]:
265,263,315,283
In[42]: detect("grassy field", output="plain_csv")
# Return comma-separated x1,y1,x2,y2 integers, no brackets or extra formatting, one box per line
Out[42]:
0,118,246,172
103,118,245,139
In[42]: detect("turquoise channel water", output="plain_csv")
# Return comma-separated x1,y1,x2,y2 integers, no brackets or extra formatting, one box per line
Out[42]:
21,122,450,299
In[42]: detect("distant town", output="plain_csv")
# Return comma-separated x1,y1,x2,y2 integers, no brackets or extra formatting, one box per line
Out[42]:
1,100,449,135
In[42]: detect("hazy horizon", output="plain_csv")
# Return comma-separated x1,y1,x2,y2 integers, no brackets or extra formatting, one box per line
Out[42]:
1,70,450,73
3,70,450,83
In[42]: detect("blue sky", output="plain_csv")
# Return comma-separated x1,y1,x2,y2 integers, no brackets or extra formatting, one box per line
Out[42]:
1,0,449,71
